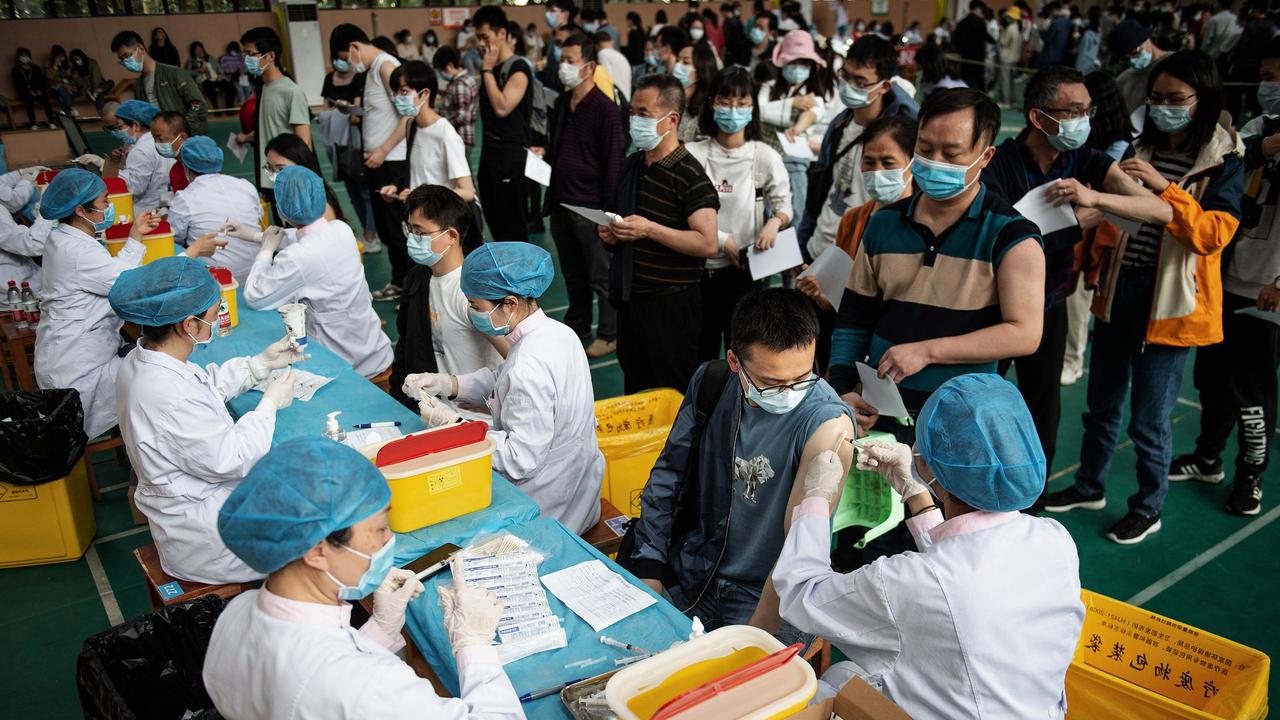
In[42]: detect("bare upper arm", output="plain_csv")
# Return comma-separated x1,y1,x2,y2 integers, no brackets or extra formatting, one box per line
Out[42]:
996,239,1046,327
784,414,856,532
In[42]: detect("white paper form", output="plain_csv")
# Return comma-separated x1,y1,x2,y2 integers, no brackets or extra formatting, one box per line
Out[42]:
540,560,657,632
776,131,817,161
798,246,855,310
342,426,404,451
1014,181,1079,235
1237,307,1280,327
1103,212,1145,238
855,361,910,418
561,203,618,227
746,227,804,281
524,149,552,186
224,132,248,163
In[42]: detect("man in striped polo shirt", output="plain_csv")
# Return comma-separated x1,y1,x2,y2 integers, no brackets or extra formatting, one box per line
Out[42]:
601,74,720,394
829,88,1046,441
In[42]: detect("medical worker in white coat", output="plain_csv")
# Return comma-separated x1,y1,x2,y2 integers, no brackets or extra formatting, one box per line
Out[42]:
0,167,54,286
167,136,263,283
104,100,174,212
205,437,523,719
110,256,302,584
773,373,1085,719
404,242,605,534
241,165,394,378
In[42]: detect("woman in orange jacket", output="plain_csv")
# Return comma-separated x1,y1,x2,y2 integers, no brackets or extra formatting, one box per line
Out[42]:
1044,50,1243,545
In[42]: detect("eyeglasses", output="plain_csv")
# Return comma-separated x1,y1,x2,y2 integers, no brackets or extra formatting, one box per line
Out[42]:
739,361,820,397
1038,105,1096,120
834,70,881,89
1147,93,1197,105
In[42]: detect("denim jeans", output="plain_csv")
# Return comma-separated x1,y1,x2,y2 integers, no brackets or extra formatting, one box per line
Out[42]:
782,156,810,226
670,576,814,649
1075,266,1189,517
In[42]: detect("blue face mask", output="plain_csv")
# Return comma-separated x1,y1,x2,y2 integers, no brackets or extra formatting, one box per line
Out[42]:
185,316,215,347
83,203,116,233
863,168,909,204
552,44,563,62
1260,81,1280,115
645,53,660,67
546,10,561,28
630,114,669,151
838,81,877,109
121,52,143,73
781,63,811,86
393,93,422,117
672,62,694,87
912,153,984,201
155,138,178,159
332,58,351,73
1129,49,1152,70
1040,111,1090,151
713,105,753,134
584,22,599,33
742,370,813,414
470,303,512,336
244,54,265,76
1148,102,1194,133
111,127,132,144
749,27,768,45
407,228,448,266
326,535,396,601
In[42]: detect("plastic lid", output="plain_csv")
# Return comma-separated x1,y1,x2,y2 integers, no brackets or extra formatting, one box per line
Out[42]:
208,266,233,285
104,222,131,240
145,219,172,237
36,169,60,185
105,176,128,194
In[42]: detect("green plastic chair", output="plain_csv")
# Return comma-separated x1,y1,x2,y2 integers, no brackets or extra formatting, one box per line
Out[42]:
831,430,905,549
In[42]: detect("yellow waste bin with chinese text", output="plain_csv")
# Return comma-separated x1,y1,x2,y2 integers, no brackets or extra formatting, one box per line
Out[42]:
594,389,684,518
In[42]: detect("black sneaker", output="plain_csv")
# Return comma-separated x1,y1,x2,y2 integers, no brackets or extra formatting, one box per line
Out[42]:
1168,454,1224,483
1225,474,1263,516
1043,486,1106,512
1106,511,1162,545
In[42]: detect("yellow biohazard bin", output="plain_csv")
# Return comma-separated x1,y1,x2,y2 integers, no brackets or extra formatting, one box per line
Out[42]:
105,177,134,225
1066,590,1270,720
359,432,495,533
0,457,96,568
594,388,684,518
104,220,176,265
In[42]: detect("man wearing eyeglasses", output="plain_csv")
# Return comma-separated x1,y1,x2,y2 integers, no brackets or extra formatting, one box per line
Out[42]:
623,288,855,644
980,66,1171,505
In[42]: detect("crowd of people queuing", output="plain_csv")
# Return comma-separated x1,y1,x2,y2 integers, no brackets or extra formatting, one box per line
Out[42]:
1,0,1278,716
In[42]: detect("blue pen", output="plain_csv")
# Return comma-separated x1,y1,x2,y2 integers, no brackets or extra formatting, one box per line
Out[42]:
519,678,587,702
352,421,402,429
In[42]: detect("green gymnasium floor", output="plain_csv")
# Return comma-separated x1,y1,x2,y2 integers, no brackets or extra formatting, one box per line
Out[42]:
1,113,1276,717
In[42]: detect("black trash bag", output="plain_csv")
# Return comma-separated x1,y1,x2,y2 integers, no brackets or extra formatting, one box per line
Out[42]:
76,594,227,720
0,389,88,486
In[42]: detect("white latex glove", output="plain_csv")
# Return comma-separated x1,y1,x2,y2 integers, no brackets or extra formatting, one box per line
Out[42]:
802,449,845,502
73,154,104,170
262,368,296,410
255,226,285,264
437,583,500,652
18,164,51,181
855,439,926,498
222,220,263,243
418,395,461,427
371,567,425,639
249,334,311,380
402,371,453,400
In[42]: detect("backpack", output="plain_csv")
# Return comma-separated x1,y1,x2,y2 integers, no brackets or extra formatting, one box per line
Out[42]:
803,113,861,223
499,56,558,139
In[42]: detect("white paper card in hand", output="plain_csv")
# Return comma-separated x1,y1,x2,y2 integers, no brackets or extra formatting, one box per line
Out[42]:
561,203,618,227
776,131,816,161
747,227,804,280
1237,306,1280,327
524,149,552,186
250,369,335,402
541,560,656,632
798,247,855,310
1014,182,1078,235
1103,212,1144,238
224,132,248,163
855,361,910,418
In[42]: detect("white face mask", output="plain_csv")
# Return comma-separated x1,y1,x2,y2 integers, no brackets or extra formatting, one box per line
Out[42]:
558,61,585,89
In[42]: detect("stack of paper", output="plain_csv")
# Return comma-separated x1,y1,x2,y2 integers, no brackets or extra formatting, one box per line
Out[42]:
541,560,656,632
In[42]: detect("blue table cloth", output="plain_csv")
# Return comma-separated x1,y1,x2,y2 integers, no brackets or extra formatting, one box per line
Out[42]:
404,517,694,720
394,476,540,566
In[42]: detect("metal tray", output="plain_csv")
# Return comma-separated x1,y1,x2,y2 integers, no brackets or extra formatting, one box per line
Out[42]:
560,669,620,720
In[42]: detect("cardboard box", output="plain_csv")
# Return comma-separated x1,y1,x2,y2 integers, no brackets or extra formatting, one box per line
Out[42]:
787,677,912,720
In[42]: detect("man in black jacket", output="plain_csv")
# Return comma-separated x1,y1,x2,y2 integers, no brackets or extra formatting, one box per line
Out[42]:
953,0,993,90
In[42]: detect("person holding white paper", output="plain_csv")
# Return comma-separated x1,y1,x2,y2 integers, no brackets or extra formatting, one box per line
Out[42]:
757,31,830,220
979,65,1171,496
687,66,791,362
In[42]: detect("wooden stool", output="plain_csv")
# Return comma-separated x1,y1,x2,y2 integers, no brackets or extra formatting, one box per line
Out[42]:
803,637,832,677
583,497,628,556
369,366,393,394
1,318,36,391
133,543,256,611
83,429,127,501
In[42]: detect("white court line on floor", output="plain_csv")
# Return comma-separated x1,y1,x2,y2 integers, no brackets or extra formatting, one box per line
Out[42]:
98,481,129,493
1175,397,1203,410
84,545,125,626
93,526,148,545
589,359,619,371
1127,505,1280,607
546,304,569,315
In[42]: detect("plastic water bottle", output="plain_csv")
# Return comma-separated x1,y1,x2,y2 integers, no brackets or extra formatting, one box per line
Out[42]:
20,281,38,328
7,280,25,329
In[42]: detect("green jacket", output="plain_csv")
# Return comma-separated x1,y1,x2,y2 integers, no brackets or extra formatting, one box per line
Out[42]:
134,62,208,136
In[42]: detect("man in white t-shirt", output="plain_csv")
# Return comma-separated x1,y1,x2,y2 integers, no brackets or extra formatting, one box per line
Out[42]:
331,23,412,302
592,30,632,101
390,185,506,411
382,61,476,203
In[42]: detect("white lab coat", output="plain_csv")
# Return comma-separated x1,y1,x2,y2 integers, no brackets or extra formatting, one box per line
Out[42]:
455,310,604,534
117,132,175,213
0,206,53,287
242,218,393,378
773,499,1085,719
169,172,263,284
116,345,273,584
35,224,144,438
204,589,524,720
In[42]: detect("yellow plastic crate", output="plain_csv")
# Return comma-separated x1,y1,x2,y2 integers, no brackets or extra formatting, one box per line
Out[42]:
1066,590,1270,719
359,433,495,533
0,458,96,568
594,388,684,518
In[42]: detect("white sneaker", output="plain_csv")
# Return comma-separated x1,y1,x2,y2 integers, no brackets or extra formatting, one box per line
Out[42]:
46,122,57,129
70,109,82,119
30,124,38,131
1060,366,1083,386
362,236,384,254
